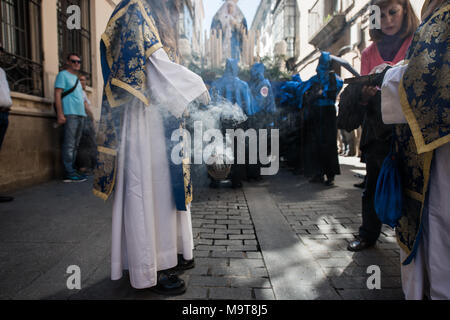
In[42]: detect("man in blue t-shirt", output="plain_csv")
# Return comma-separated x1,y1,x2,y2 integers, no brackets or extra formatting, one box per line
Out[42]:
54,53,91,182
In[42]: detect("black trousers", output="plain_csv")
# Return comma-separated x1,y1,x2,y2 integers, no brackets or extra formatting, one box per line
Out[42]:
358,155,384,243
0,111,9,150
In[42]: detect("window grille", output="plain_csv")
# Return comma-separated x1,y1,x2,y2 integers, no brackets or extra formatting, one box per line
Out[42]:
57,0,91,85
0,0,44,96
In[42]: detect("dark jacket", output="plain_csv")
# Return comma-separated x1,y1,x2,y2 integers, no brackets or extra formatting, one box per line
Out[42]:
360,92,393,158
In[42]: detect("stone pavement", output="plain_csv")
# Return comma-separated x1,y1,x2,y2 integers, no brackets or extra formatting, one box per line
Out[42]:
0,157,404,300
266,156,404,300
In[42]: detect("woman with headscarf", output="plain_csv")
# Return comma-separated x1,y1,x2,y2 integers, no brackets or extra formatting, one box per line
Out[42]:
93,0,209,295
381,0,449,300
347,0,419,252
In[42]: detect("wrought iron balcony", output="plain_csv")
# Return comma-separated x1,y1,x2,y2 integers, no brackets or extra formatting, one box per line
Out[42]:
0,51,44,97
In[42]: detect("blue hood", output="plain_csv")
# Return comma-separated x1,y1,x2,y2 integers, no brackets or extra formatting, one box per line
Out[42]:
224,58,239,77
250,63,265,82
291,74,302,82
316,51,332,82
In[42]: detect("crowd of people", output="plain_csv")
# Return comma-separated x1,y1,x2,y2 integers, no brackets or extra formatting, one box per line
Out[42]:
56,0,450,299
0,0,447,300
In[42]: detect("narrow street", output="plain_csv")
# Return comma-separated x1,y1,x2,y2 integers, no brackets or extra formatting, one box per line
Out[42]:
0,156,403,300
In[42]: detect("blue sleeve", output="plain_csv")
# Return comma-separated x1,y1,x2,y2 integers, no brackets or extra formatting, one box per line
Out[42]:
55,72,66,90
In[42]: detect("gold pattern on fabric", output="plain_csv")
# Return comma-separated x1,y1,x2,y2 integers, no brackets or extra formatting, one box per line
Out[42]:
94,0,194,210
183,158,193,206
395,123,434,259
101,0,162,108
399,5,450,154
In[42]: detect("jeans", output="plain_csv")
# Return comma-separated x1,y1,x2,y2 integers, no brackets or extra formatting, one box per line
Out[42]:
358,155,384,243
62,115,85,176
0,111,9,150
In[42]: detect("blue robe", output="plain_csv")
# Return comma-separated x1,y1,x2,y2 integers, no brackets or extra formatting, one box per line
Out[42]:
247,63,276,117
300,52,344,109
280,74,306,109
302,52,344,178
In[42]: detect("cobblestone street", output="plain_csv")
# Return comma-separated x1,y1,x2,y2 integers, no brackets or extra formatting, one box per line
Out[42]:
0,157,404,300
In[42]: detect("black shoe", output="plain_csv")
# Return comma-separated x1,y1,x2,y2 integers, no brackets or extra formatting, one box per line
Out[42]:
354,182,365,189
347,238,375,252
0,196,14,203
324,180,335,187
150,271,186,296
171,255,195,272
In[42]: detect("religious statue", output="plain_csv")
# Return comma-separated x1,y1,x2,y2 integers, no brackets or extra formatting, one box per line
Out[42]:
211,0,248,62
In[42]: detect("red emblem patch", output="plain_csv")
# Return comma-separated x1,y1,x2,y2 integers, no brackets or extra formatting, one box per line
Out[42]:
260,86,269,97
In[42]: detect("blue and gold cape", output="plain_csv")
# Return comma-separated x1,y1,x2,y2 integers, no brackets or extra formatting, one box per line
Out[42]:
395,3,449,265
93,0,192,211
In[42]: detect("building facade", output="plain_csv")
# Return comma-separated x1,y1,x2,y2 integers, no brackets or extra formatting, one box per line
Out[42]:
251,0,300,62
252,0,425,78
178,0,205,66
0,0,205,192
295,0,425,80
0,0,120,192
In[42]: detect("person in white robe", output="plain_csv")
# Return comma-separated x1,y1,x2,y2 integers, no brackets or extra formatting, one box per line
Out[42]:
94,0,209,296
111,48,208,293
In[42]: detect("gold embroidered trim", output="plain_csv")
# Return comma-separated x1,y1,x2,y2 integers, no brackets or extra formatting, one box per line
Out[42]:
93,189,109,201
98,146,117,156
399,80,450,154
399,151,434,264
93,154,118,201
101,0,136,68
101,0,163,108
111,78,149,106
405,189,423,202
136,0,162,43
396,236,411,256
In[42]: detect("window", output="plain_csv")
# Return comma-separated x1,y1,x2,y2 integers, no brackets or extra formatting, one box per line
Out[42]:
57,0,91,85
284,0,296,58
0,0,43,96
273,0,296,58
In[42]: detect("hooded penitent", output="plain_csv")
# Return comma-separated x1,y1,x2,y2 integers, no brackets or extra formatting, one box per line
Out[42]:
305,51,344,108
209,58,252,113
301,51,344,179
247,63,276,116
